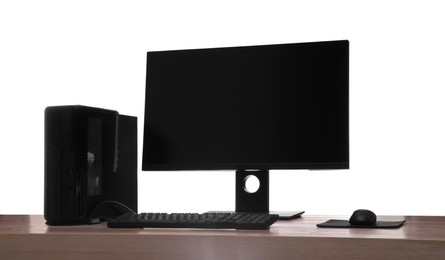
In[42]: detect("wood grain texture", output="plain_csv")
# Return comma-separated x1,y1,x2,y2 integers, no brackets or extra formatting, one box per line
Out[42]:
1,215,445,259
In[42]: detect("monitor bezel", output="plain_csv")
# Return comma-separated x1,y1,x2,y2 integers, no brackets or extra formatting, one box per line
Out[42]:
142,40,349,172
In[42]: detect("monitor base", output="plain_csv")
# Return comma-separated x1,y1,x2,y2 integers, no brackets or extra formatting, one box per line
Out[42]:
270,211,305,220
234,169,305,220
206,211,304,220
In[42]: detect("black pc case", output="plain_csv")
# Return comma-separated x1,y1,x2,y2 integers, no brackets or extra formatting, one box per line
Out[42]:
44,105,137,225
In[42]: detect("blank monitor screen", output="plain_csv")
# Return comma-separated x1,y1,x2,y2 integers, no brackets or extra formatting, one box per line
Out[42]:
142,40,349,171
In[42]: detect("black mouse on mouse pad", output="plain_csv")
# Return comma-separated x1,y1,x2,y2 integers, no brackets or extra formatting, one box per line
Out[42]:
316,209,406,229
349,209,377,225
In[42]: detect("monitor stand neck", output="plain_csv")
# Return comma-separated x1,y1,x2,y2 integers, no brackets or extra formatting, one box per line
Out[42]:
236,169,270,213
235,169,304,220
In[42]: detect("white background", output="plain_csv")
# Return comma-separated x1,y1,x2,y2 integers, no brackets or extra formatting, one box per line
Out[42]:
1,0,444,216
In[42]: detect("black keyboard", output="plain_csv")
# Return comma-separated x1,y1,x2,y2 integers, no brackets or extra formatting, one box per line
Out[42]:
107,212,279,230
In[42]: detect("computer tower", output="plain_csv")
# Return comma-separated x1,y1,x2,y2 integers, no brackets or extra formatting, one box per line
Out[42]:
44,105,137,225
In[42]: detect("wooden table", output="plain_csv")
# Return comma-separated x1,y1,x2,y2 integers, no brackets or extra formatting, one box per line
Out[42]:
1,215,445,259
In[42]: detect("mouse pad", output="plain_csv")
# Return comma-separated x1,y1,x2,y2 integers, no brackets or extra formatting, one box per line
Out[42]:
317,219,406,229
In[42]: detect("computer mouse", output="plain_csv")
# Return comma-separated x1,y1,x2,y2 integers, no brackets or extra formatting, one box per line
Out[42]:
349,209,377,225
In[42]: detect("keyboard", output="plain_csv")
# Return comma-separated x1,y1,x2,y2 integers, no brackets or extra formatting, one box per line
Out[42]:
107,212,279,230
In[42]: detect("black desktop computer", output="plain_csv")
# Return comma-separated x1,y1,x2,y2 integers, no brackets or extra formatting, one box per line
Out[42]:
107,40,349,229
44,105,137,225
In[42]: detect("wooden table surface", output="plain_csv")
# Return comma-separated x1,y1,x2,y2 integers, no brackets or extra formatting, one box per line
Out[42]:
1,215,445,259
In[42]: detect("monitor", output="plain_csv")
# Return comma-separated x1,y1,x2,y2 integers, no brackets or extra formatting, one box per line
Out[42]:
142,40,349,218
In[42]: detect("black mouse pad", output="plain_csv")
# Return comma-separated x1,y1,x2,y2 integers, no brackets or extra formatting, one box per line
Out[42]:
317,219,406,229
